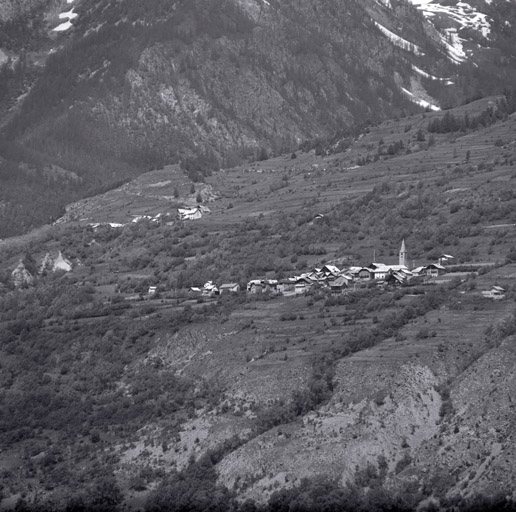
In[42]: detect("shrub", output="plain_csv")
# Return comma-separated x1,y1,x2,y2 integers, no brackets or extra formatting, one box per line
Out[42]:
395,453,412,474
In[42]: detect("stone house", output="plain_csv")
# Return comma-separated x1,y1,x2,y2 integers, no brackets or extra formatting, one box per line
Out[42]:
219,283,240,294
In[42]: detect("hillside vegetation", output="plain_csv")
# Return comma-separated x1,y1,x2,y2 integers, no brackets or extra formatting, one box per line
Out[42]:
1,97,516,510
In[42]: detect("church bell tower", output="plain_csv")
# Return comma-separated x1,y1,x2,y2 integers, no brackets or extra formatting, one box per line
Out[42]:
399,239,407,267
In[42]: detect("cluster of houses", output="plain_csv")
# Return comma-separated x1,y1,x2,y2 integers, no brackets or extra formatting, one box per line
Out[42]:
4,240,507,303
87,205,210,232
189,281,241,297
190,241,450,298
244,240,451,296
245,261,447,296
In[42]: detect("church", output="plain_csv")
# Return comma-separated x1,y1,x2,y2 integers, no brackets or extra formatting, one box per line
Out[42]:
366,239,411,280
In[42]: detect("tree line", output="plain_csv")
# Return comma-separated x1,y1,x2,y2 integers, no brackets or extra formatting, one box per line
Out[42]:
427,89,516,134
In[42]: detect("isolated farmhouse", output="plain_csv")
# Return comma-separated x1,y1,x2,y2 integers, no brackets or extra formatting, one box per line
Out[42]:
178,205,210,221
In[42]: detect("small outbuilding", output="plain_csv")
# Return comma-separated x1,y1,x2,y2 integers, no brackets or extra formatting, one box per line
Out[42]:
356,268,374,281
277,279,296,295
482,286,506,300
247,280,264,294
293,276,314,294
411,266,427,277
202,281,219,296
384,271,407,287
425,263,446,277
329,276,351,293
219,283,240,294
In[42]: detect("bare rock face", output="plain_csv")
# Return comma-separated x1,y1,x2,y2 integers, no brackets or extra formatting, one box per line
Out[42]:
419,336,516,499
53,251,72,272
11,260,34,288
211,303,516,504
215,360,442,504
39,251,72,274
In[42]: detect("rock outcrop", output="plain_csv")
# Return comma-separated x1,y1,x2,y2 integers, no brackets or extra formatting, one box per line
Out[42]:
11,260,34,288
39,250,73,274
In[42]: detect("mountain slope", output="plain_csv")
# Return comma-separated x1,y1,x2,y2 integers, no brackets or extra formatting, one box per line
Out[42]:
0,0,503,235
6,0,422,158
1,96,516,510
0,0,515,237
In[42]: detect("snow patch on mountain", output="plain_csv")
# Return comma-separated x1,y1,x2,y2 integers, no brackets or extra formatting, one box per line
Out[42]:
374,21,424,55
59,8,77,21
53,20,72,32
53,1,78,32
412,64,439,80
408,0,491,37
375,0,392,8
439,28,467,63
412,64,453,84
408,0,491,63
401,86,440,111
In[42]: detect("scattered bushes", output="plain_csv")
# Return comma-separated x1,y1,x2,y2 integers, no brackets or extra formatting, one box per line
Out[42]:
256,355,335,433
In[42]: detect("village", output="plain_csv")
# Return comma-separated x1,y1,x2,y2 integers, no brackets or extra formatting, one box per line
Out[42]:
185,240,506,301
34,196,503,302
189,240,467,298
4,238,506,302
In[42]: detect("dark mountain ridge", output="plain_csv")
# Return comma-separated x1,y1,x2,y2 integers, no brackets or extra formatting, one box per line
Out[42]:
0,0,515,237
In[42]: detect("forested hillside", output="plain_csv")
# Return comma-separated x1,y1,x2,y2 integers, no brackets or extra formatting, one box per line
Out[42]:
1,0,516,236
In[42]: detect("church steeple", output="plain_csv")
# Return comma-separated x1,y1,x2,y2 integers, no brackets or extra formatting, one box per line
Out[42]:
399,239,407,267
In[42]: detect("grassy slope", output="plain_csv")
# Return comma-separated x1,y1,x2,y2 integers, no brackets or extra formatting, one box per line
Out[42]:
0,98,516,509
